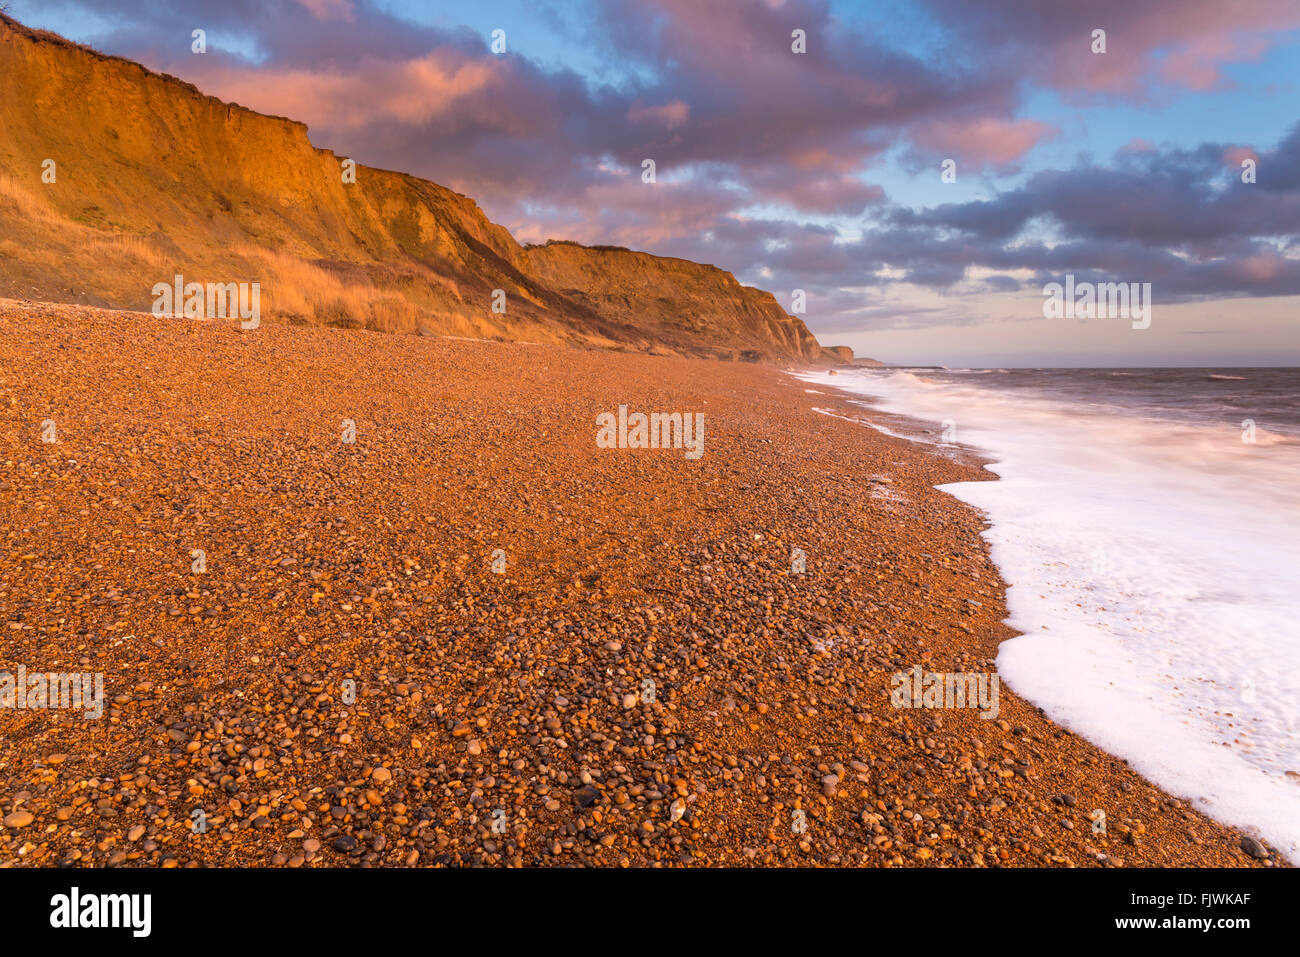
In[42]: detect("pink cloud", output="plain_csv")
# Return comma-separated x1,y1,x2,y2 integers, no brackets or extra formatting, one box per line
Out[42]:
181,54,500,132
910,116,1057,167
627,100,690,128
295,0,355,22
1223,146,1259,167
1159,33,1270,91
508,179,739,248
1235,252,1285,282
925,0,1300,98
746,170,884,215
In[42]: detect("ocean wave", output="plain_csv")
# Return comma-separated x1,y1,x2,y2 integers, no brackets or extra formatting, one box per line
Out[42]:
798,366,1300,858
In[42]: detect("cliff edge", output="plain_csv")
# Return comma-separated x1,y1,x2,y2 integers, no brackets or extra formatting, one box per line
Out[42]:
0,13,850,364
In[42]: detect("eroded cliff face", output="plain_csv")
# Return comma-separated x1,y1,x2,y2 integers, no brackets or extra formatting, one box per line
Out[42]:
0,13,844,362
524,241,831,362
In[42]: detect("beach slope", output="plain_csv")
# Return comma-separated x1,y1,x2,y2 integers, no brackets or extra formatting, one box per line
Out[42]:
0,299,1280,867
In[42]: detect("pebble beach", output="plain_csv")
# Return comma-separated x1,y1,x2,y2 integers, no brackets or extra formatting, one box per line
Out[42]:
0,299,1282,867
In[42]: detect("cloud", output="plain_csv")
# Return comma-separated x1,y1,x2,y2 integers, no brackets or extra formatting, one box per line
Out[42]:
295,0,355,22
627,99,690,128
191,55,500,130
917,0,1300,99
908,116,1058,169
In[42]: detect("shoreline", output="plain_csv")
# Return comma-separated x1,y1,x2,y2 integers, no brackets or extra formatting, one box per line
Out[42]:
805,366,1300,865
0,299,1283,867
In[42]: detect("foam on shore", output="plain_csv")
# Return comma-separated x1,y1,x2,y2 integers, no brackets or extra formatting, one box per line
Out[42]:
805,368,1300,859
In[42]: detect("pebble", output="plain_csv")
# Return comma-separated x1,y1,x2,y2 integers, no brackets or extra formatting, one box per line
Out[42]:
1240,836,1269,859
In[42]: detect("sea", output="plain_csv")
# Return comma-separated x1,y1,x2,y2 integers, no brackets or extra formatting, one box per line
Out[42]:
800,366,1300,859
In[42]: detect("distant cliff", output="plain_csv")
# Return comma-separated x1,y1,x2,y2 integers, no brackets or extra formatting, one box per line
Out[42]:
525,241,830,362
0,13,849,364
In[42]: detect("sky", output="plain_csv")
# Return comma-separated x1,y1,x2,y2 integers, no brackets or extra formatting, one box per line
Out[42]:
12,0,1300,366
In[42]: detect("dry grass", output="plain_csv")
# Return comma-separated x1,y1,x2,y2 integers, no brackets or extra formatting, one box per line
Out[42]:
0,174,437,333
0,175,170,298
232,244,428,334
0,172,67,229
90,233,169,269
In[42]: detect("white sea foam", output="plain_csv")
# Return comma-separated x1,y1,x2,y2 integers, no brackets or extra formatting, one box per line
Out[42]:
810,406,925,443
804,368,1300,858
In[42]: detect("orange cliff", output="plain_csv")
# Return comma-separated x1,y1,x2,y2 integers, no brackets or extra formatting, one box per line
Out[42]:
0,13,858,365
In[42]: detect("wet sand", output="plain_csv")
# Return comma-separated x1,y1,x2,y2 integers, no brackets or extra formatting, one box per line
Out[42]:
0,298,1282,866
